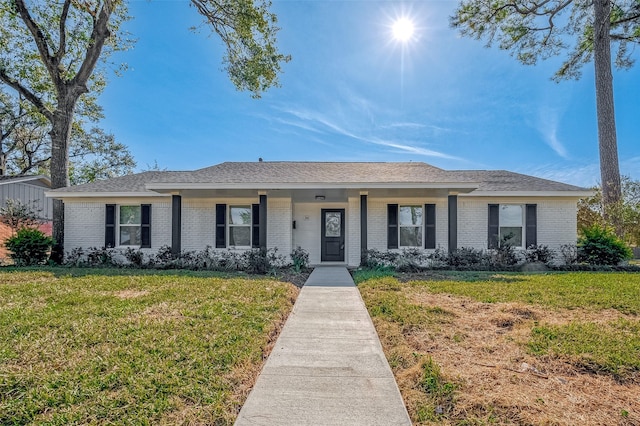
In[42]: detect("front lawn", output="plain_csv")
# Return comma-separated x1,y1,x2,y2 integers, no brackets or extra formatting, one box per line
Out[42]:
0,269,298,425
358,271,640,425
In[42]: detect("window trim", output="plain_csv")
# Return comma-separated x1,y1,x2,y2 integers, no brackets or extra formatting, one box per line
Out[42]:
498,204,525,248
398,205,424,248
118,205,142,247
228,205,253,248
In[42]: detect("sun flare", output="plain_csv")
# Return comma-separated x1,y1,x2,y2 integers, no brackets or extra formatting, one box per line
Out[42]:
392,17,415,42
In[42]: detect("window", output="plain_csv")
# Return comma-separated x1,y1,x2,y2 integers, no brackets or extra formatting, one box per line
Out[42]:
399,205,423,247
499,205,523,247
229,205,252,247
119,205,141,246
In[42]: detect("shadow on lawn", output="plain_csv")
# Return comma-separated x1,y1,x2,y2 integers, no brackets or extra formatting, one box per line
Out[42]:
0,265,312,286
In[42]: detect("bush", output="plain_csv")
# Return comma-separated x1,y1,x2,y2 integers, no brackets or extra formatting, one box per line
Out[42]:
578,224,632,265
524,244,553,264
4,228,53,266
447,247,487,268
291,246,310,272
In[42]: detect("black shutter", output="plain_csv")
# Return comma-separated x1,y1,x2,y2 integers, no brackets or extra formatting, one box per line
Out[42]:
105,204,116,248
387,204,398,249
488,204,499,249
216,204,227,248
252,204,260,248
526,204,537,248
424,204,436,249
141,204,151,248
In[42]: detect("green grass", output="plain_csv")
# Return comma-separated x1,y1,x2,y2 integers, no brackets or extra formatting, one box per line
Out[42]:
401,271,640,314
528,319,640,379
0,268,297,425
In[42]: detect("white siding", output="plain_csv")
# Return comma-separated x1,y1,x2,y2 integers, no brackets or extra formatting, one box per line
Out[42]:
457,196,578,250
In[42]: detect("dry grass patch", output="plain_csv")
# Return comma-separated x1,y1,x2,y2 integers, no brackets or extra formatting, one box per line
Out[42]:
359,274,640,425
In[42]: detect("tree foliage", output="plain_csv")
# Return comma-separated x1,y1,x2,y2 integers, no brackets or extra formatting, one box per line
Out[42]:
450,0,640,81
451,0,640,233
1,88,135,183
0,198,41,232
0,0,290,262
578,176,640,246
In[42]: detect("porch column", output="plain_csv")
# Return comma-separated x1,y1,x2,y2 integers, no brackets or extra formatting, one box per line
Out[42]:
171,194,181,256
448,194,458,253
259,194,267,249
360,192,368,255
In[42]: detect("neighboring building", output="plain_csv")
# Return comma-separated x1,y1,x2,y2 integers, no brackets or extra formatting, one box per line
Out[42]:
1,175,53,260
0,175,53,219
46,162,592,266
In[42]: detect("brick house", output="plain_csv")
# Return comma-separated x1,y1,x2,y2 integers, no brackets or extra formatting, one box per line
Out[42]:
46,162,592,266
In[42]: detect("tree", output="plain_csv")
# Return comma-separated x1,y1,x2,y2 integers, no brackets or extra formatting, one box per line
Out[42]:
1,88,135,183
0,0,290,262
0,198,42,233
451,0,640,232
578,176,640,246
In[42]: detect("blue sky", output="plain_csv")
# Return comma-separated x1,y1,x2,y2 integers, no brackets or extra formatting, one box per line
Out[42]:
99,0,639,187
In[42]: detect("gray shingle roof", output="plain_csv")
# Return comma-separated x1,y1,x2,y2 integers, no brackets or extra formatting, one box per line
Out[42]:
453,170,587,192
47,162,589,194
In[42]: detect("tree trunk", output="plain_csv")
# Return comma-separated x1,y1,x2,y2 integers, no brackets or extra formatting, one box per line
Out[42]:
593,0,623,234
49,96,75,263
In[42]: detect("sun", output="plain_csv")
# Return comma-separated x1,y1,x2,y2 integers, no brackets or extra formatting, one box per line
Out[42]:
392,17,415,42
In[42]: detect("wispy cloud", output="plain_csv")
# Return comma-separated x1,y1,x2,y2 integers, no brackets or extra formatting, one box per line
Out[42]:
274,105,464,161
525,156,640,187
536,107,569,159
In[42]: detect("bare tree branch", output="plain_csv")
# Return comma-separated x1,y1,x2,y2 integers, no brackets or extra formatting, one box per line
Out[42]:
0,70,53,122
72,0,113,92
56,0,73,64
12,0,59,86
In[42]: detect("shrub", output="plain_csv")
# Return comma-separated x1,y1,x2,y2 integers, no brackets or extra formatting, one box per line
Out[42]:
291,246,310,272
362,249,399,268
4,228,53,266
85,246,116,266
447,247,486,268
396,248,428,272
0,199,42,232
559,244,578,265
123,247,145,267
578,224,632,265
244,248,271,274
524,244,553,264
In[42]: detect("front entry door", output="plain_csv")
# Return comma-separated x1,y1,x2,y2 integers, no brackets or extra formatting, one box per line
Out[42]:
321,209,345,262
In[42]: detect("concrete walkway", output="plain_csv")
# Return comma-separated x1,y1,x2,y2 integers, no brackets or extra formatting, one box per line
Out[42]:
235,266,411,426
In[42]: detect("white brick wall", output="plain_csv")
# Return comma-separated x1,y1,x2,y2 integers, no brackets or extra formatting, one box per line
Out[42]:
62,194,580,265
63,197,171,253
267,197,292,258
457,196,578,250
292,202,351,265
347,196,361,267
368,196,449,253
181,199,215,251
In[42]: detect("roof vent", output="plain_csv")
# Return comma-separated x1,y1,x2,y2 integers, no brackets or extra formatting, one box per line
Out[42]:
258,157,263,162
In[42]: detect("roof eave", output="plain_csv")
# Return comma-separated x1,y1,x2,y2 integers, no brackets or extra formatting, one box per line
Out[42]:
460,190,595,197
45,191,171,199
145,182,481,192
0,175,51,187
